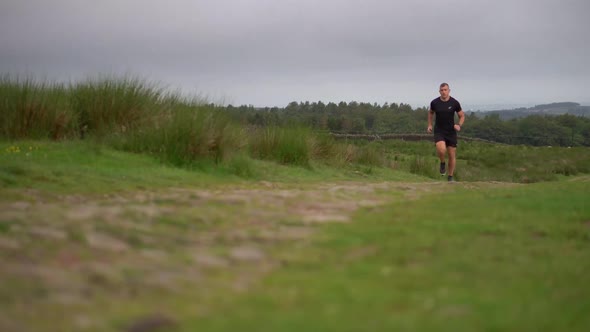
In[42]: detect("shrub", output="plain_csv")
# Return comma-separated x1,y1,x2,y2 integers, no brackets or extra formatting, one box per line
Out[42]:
249,126,310,167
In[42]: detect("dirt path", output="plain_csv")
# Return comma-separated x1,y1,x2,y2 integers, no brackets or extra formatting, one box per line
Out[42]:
0,180,504,331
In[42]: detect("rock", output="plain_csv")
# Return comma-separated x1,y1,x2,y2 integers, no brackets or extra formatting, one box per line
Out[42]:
229,246,265,262
125,313,176,332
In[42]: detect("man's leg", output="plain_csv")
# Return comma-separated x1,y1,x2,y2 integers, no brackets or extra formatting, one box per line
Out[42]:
435,141,447,175
435,141,446,162
446,134,458,181
447,146,456,177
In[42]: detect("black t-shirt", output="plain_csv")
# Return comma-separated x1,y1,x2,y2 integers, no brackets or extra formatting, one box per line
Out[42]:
430,97,462,133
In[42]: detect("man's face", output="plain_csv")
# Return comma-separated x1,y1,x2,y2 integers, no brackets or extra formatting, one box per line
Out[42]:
439,86,450,99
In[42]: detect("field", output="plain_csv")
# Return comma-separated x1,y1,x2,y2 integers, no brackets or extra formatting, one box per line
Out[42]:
1,140,589,332
1,78,590,332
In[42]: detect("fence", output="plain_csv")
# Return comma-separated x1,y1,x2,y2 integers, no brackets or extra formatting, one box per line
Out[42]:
329,132,500,144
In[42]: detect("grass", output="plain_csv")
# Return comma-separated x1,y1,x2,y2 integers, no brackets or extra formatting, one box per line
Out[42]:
1,139,589,197
2,75,589,182
0,76,75,140
0,140,225,194
379,140,590,182
1,139,589,332
0,76,395,170
184,179,590,332
110,104,242,167
0,140,424,196
70,77,163,138
248,126,312,167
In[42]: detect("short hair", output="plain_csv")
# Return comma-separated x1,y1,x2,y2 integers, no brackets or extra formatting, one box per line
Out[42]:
440,83,449,88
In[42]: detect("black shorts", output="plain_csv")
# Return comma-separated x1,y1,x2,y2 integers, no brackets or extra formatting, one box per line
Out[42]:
434,131,457,147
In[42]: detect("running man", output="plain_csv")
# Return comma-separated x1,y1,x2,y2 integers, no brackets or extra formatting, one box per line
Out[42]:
427,83,465,182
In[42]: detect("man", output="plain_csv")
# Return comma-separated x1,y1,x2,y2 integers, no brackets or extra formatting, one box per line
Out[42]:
427,83,465,182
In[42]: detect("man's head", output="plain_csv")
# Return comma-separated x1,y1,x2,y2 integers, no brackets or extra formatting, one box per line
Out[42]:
439,83,450,100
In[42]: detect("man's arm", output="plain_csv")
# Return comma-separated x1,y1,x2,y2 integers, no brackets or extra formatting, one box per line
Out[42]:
454,110,465,131
427,110,434,133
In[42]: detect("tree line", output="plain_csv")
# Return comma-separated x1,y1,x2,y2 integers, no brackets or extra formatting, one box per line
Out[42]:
220,101,590,147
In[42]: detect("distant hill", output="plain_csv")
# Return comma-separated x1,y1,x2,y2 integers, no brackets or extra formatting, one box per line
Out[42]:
470,102,590,119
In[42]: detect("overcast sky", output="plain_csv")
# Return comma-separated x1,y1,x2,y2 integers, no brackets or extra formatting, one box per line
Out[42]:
1,0,589,109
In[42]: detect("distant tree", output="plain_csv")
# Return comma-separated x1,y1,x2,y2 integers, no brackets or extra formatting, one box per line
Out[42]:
518,115,570,146
218,99,589,146
364,113,376,131
286,101,299,112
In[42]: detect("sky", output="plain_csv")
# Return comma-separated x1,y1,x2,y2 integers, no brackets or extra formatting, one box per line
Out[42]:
1,0,589,109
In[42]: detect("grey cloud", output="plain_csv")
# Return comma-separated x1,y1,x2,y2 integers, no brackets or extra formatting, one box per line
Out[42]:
1,0,589,106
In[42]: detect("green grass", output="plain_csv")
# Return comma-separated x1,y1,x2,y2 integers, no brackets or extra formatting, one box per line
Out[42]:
70,77,163,138
185,179,590,332
1,139,589,198
0,76,397,171
0,140,425,195
0,76,247,167
380,140,590,182
110,104,242,167
1,138,589,332
2,76,589,182
0,76,75,140
0,140,226,194
249,126,312,167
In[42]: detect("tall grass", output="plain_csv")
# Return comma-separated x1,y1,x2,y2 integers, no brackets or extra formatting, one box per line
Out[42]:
409,155,438,178
113,103,243,166
0,76,76,140
0,76,246,168
346,141,385,166
309,135,386,167
309,133,340,161
70,77,162,138
0,76,388,173
249,126,311,167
